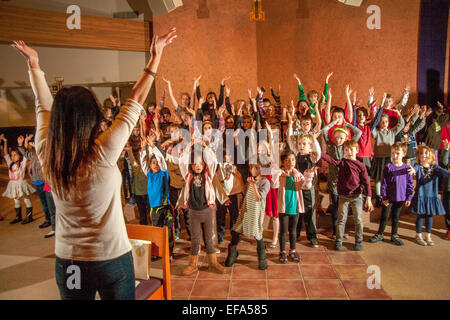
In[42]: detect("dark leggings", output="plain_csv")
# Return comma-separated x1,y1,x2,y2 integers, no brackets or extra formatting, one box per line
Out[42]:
169,186,190,236
279,213,299,252
135,195,150,225
415,215,433,234
296,190,317,240
330,194,339,235
377,201,403,235
230,230,263,247
216,194,239,241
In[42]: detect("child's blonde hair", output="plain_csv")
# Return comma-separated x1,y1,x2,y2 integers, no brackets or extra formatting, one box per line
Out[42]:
391,142,407,154
416,145,436,166
297,133,314,146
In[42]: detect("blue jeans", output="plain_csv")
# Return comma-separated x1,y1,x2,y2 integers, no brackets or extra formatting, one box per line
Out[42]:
35,184,50,221
45,191,56,231
55,251,135,300
415,215,433,234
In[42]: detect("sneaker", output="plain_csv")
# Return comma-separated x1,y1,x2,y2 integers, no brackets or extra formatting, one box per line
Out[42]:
415,236,427,246
369,234,384,243
39,221,51,229
218,237,223,244
425,238,434,246
390,235,404,246
127,199,136,206
44,230,55,238
331,233,336,240
215,247,221,254
174,234,180,241
335,241,342,251
343,233,349,239
354,242,363,251
310,238,319,248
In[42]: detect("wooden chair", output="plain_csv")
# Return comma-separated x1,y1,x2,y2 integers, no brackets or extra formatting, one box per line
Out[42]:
126,224,171,300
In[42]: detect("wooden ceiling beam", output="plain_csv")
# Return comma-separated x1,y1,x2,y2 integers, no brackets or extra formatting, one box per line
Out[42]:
0,3,150,51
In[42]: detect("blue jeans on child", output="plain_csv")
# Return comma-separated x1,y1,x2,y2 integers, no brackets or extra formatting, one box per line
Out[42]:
55,251,135,300
35,184,50,222
415,215,434,234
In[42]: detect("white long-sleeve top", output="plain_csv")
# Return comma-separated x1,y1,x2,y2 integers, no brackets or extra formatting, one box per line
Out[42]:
30,68,144,261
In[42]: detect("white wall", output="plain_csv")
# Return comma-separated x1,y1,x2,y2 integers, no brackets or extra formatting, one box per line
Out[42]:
0,0,149,127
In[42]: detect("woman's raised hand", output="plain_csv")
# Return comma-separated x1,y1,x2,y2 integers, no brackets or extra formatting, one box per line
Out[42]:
11,41,40,69
150,27,177,59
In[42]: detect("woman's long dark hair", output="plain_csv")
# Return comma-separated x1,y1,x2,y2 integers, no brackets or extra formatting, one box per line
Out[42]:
42,86,104,200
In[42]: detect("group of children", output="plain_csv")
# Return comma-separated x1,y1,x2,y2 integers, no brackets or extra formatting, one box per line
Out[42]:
1,73,449,273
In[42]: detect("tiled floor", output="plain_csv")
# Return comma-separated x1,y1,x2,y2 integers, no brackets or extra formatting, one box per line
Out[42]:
169,234,391,300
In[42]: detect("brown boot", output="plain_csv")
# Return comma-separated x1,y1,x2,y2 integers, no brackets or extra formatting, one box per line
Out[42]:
207,253,226,274
182,255,199,276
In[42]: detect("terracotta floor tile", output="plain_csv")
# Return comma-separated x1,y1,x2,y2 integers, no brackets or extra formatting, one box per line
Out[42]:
300,264,338,279
228,297,268,300
334,265,371,280
304,279,348,299
327,252,366,265
171,279,195,297
267,264,301,279
171,296,189,300
296,242,326,252
299,252,331,264
197,266,232,280
190,280,231,298
270,297,309,300
189,297,227,300
342,280,391,300
170,264,198,279
232,263,267,279
230,280,267,298
268,280,307,298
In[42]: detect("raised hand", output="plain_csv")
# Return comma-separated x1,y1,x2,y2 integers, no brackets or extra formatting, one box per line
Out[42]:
256,86,263,97
0,134,5,141
25,133,34,141
225,86,231,97
162,76,171,84
293,74,301,85
424,105,433,117
345,85,353,97
326,72,334,84
221,76,231,86
369,87,375,97
381,92,387,107
437,101,444,109
248,88,253,99
150,27,177,59
404,83,411,92
199,97,205,106
11,40,40,69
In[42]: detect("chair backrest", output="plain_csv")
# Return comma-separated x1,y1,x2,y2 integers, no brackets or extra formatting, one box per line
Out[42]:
126,224,171,300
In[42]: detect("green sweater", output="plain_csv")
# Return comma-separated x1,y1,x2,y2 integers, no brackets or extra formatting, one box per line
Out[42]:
298,83,330,115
